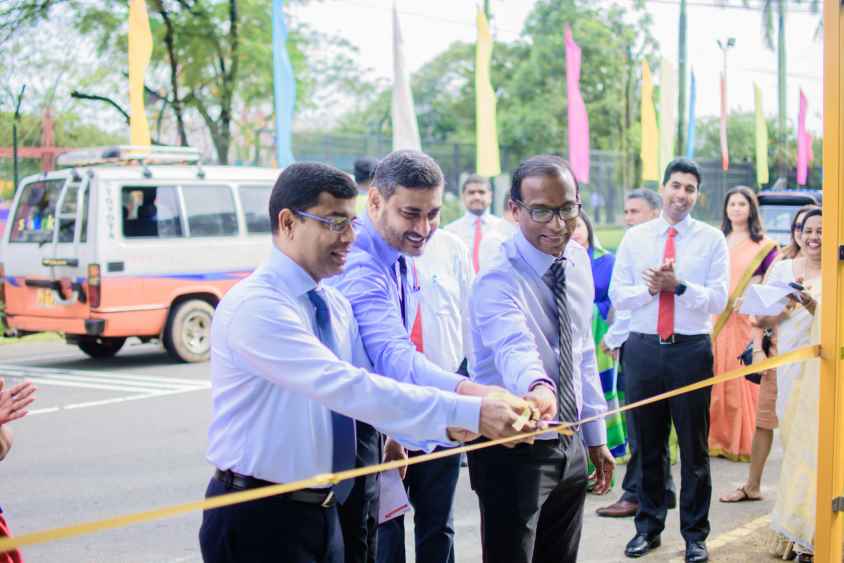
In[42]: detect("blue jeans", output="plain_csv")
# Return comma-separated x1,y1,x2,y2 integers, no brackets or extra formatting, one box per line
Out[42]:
376,447,460,563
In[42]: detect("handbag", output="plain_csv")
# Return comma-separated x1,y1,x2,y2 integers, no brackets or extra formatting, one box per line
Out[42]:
738,329,773,385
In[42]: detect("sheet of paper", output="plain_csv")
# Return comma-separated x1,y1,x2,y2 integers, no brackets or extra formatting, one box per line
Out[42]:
378,469,411,524
738,282,797,316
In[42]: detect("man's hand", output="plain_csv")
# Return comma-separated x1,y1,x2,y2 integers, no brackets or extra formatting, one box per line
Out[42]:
455,380,505,397
383,437,409,479
524,384,557,421
588,445,615,495
0,379,36,426
643,260,679,294
476,395,539,447
599,339,619,361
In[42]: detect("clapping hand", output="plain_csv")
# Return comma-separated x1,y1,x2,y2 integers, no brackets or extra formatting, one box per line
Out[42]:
643,259,679,295
0,378,37,425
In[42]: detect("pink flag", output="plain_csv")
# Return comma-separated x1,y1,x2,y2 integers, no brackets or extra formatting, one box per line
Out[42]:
797,89,811,185
565,25,589,184
720,72,729,171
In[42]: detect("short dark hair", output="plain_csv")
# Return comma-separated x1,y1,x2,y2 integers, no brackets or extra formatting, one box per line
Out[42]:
800,207,822,230
354,157,378,185
662,158,702,188
626,188,662,210
462,174,490,193
269,162,358,234
510,155,580,202
372,150,444,199
720,186,765,243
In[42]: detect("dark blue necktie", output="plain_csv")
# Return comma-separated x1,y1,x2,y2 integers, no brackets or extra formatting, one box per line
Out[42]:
396,256,408,328
307,288,356,504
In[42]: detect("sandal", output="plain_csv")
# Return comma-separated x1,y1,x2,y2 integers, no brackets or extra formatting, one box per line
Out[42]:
719,485,763,503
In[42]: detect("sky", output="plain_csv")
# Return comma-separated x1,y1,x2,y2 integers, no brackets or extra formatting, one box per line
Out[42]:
292,0,824,133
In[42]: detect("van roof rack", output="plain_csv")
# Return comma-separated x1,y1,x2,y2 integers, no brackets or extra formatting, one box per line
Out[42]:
56,145,201,168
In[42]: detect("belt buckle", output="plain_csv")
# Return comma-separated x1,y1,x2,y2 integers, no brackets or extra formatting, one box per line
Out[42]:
659,334,676,345
321,490,336,508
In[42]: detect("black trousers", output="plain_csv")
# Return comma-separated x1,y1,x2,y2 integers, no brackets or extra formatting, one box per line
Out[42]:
468,438,587,563
624,333,713,543
338,421,382,563
199,476,343,563
619,344,678,505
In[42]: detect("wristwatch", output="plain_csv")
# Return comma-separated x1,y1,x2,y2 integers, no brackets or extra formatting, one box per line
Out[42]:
674,282,688,296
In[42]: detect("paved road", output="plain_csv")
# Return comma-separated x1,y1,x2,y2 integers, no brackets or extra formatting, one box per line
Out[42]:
0,339,782,562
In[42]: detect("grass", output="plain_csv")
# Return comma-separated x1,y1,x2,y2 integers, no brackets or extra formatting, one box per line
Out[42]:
595,226,625,252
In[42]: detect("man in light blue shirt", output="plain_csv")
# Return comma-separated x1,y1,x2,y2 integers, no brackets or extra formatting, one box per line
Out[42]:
467,155,614,563
199,162,531,563
331,150,506,563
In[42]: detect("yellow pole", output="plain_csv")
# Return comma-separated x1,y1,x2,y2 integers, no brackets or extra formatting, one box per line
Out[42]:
814,0,844,560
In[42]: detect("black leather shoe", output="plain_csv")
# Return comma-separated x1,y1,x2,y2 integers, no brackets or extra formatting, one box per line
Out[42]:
685,541,708,562
625,533,661,558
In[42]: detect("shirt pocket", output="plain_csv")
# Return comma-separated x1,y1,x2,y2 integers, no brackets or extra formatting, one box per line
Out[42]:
425,274,460,317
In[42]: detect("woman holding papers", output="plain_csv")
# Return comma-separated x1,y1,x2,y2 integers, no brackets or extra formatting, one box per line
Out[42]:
708,187,778,462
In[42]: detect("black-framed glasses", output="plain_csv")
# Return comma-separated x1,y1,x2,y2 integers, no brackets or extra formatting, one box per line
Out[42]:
512,200,582,223
294,209,360,233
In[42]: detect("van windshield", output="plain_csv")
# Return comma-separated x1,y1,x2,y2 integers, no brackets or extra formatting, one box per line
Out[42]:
9,179,64,244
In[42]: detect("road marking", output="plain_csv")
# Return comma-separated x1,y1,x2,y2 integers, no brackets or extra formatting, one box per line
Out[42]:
0,363,210,415
666,514,772,562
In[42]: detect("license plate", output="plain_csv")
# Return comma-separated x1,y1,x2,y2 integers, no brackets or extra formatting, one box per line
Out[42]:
35,288,55,307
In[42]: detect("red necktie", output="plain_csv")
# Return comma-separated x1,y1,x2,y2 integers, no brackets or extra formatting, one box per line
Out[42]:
657,226,678,340
472,217,483,273
410,304,424,352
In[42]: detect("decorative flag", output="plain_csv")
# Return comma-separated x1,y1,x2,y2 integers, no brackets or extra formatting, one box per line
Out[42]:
272,0,296,168
658,58,677,174
564,25,589,184
475,7,501,177
686,69,696,159
797,89,812,185
391,2,421,151
754,83,769,186
719,71,729,171
640,61,659,182
128,0,153,148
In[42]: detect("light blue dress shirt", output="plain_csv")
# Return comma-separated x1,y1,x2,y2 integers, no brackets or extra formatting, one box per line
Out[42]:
328,214,465,393
206,246,481,485
608,214,729,335
469,232,608,446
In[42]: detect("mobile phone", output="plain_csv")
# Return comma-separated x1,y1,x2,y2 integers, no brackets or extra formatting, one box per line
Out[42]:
789,282,805,291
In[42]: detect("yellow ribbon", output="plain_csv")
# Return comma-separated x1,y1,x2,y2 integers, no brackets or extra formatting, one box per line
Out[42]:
0,344,821,554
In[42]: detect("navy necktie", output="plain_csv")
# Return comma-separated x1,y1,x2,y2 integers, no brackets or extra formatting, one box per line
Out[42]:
307,289,356,504
397,256,408,328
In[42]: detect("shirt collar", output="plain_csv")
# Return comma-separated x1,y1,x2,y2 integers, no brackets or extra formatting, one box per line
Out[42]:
360,213,402,266
464,210,490,223
513,230,557,279
656,212,693,236
267,245,318,297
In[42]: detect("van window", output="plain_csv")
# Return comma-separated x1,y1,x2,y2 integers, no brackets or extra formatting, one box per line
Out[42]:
122,186,184,238
239,185,272,234
79,186,89,243
183,185,238,237
9,179,63,244
57,186,78,243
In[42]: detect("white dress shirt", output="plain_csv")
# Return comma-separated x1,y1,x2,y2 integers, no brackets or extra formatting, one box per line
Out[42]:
609,214,729,335
477,219,518,271
445,211,504,270
469,232,608,446
206,246,482,485
602,310,631,350
415,229,475,372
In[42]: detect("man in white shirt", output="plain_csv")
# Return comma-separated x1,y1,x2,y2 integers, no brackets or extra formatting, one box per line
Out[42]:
445,174,504,273
609,159,728,563
477,205,518,269
597,187,678,519
376,228,474,563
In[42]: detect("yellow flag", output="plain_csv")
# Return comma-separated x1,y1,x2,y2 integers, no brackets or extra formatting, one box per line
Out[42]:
641,61,660,182
128,0,153,148
754,83,769,186
475,7,501,177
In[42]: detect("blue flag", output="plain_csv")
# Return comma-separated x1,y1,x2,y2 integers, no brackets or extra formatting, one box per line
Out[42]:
273,0,295,168
686,69,696,159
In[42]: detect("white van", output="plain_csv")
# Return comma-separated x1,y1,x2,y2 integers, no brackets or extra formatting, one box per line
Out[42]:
1,146,277,362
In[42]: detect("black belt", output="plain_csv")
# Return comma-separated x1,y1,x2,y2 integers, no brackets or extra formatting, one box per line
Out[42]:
630,332,709,346
213,469,336,508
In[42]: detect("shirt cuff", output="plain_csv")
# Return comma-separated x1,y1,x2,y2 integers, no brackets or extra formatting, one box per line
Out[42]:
429,367,468,393
516,368,553,396
602,330,628,351
677,280,706,310
448,394,482,435
581,419,607,447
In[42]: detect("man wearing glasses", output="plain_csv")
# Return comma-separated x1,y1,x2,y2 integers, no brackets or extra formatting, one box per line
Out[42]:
467,155,614,563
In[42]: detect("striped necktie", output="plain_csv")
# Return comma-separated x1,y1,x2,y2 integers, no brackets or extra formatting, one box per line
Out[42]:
543,257,578,446
307,288,356,504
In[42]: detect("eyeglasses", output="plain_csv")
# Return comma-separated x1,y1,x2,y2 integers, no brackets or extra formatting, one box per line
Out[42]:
294,209,360,233
512,200,582,223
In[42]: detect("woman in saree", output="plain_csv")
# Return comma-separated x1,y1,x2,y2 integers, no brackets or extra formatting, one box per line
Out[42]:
709,187,778,461
765,208,823,561
571,212,627,461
